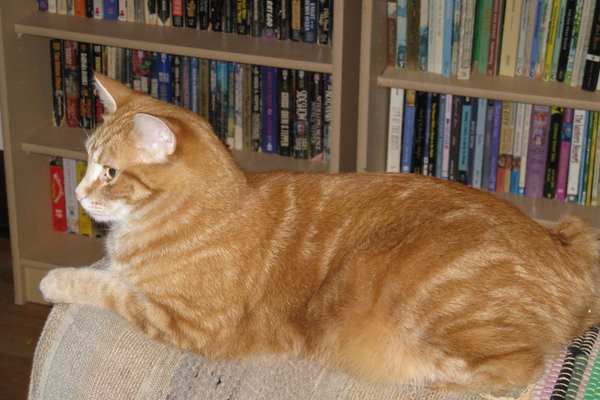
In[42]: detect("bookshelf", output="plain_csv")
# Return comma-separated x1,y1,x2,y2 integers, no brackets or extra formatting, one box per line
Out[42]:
0,0,361,304
357,0,600,230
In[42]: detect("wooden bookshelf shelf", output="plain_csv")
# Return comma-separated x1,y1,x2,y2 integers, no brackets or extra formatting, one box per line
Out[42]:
14,12,333,73
20,127,328,173
377,67,600,111
21,232,104,271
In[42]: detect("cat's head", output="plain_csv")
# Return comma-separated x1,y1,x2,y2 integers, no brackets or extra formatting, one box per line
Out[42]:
75,74,243,224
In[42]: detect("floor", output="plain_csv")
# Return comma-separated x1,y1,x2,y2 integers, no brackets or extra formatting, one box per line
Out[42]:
0,240,50,400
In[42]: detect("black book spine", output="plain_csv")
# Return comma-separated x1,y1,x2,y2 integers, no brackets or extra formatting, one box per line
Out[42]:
209,0,222,31
92,44,104,124
172,56,182,107
50,39,65,128
224,0,235,33
543,106,564,198
291,0,302,41
582,0,600,91
251,65,262,151
412,91,427,175
428,93,439,177
237,0,249,34
280,0,291,40
294,70,310,159
251,0,263,36
309,72,323,159
264,0,278,38
466,98,478,185
78,43,93,129
303,0,317,43
449,96,462,182
185,0,198,27
279,69,293,156
557,0,577,82
158,0,171,25
85,0,94,17
318,0,331,45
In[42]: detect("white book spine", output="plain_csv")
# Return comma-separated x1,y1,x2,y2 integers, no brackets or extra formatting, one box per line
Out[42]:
418,0,429,71
523,0,538,77
386,88,405,172
519,103,533,194
442,94,453,179
592,124,600,205
119,0,128,21
536,0,554,79
427,1,437,73
48,0,57,13
234,64,244,151
472,97,488,189
567,109,587,201
57,0,67,14
571,0,593,86
433,1,444,74
457,0,476,80
515,0,530,77
94,0,103,19
127,0,136,22
66,0,74,15
107,47,117,79
63,158,79,234
512,103,525,166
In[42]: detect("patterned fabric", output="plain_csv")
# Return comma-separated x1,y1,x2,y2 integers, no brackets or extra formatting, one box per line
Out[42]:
28,302,534,400
531,327,600,400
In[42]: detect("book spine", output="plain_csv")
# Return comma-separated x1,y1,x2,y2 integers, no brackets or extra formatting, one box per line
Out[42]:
242,64,253,151
388,1,398,65
183,57,192,110
522,0,538,77
499,0,521,77
435,94,446,177
50,158,68,232
75,160,93,236
75,0,86,16
519,104,533,194
156,0,171,25
190,57,198,114
584,112,598,204
497,101,515,193
448,96,462,181
102,0,118,19
571,0,594,86
427,93,439,175
158,53,172,103
556,0,577,81
411,91,427,174
551,0,568,81
472,98,487,190
227,63,236,147
291,0,301,40
264,0,277,39
78,42,94,130
303,0,318,43
524,104,551,198
396,0,407,68
323,73,332,161
92,45,104,124
487,100,502,192
260,66,279,153
39,0,49,11
457,0,475,80
515,0,531,77
466,98,478,185
451,0,462,77
118,0,126,20
62,158,79,234
535,0,553,79
487,0,503,76
210,0,222,31
457,97,472,184
543,106,564,199
171,0,183,26
579,112,593,203
172,56,181,106
309,72,323,160
582,1,600,91
543,0,562,81
422,92,432,175
63,40,80,128
477,0,493,75
184,0,198,27
528,0,544,78
592,113,600,206
401,90,416,173
555,108,573,201
236,0,249,34
406,0,420,69
567,109,586,201
442,0,454,77
418,0,428,71
294,70,309,159
234,63,244,150
564,0,584,84
279,69,292,157
441,94,452,179
57,0,67,14
251,65,261,151
482,100,495,189
317,0,330,45
511,103,525,193
50,39,65,127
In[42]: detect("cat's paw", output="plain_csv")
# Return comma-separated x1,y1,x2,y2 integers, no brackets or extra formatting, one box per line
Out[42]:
40,267,78,304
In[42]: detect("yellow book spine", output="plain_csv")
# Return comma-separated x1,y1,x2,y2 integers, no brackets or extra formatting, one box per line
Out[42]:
75,160,93,236
543,0,561,81
586,112,598,205
499,0,521,77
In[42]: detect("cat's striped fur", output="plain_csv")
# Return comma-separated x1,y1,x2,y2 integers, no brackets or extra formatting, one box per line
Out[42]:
40,74,600,392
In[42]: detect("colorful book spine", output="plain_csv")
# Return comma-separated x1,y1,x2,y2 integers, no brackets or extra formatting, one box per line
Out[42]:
476,0,493,75
535,0,552,79
435,94,446,178
406,0,420,69
293,70,310,159
458,97,472,184
76,160,93,236
50,39,65,127
401,90,416,173
386,88,404,172
487,100,502,192
310,72,323,160
450,0,461,77
487,0,503,76
50,158,68,232
579,112,593,203
511,103,525,193
412,91,427,175
525,105,551,198
515,0,531,77
396,0,408,68
418,0,428,71
291,0,301,41
78,42,94,130
567,109,587,202
543,106,564,199
519,104,533,194
103,0,118,19
63,40,80,128
496,101,515,193
550,0,568,81
585,112,598,205
172,0,184,26
158,53,172,103
555,108,573,201
279,68,293,157
318,0,331,45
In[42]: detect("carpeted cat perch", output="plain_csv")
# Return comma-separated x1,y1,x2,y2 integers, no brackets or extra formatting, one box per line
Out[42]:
27,301,600,400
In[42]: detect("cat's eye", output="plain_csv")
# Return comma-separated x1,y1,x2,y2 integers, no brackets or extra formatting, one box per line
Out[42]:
103,166,118,182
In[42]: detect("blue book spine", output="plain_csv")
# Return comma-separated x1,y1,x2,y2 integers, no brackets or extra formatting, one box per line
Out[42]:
467,98,478,186
435,94,446,177
103,0,118,20
487,100,503,192
396,0,408,68
458,99,472,183
38,0,48,11
423,92,433,174
150,53,159,99
577,111,590,204
190,57,199,114
219,62,229,143
401,92,416,173
472,98,487,189
418,4,428,71
260,66,279,154
158,53,172,103
442,0,455,77
529,0,545,79
303,0,318,43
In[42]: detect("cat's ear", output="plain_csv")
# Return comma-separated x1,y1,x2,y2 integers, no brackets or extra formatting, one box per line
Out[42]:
94,73,132,114
132,113,176,163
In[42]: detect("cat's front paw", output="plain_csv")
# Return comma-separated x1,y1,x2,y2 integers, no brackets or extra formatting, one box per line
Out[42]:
40,267,78,304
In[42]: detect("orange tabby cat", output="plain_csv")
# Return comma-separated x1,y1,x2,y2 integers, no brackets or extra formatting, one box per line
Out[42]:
40,74,600,392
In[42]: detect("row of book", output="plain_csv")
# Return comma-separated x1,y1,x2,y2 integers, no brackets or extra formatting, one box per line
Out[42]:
50,157,105,236
38,0,333,45
50,39,332,160
386,89,600,207
388,0,600,91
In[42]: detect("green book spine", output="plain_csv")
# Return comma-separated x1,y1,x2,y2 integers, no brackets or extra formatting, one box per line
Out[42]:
477,0,493,75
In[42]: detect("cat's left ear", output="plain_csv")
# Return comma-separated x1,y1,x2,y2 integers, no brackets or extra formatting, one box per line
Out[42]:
94,73,132,114
132,113,176,163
